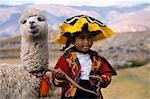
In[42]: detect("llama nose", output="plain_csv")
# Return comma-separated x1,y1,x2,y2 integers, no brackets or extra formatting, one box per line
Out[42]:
29,21,36,29
29,21,35,25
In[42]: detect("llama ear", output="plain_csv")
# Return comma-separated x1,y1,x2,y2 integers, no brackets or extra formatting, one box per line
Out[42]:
20,19,27,24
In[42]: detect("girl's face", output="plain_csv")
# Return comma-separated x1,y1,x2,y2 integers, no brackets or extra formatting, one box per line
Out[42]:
74,32,94,52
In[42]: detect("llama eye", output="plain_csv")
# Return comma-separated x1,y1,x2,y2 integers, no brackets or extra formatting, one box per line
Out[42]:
21,20,27,24
37,17,45,21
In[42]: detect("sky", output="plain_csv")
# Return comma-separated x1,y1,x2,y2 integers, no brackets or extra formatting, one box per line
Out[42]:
0,0,150,7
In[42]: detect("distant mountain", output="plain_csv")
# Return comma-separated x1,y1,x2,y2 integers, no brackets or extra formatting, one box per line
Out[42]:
0,3,150,38
109,5,150,32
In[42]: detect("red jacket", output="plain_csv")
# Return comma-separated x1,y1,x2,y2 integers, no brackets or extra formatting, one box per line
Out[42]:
53,47,117,98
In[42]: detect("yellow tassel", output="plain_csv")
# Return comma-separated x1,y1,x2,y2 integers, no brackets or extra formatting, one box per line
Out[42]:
70,87,77,97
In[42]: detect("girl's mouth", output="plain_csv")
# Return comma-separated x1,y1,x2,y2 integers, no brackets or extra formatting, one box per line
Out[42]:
82,45,90,49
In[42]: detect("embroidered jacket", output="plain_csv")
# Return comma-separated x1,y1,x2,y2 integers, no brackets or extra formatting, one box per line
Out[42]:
52,47,117,98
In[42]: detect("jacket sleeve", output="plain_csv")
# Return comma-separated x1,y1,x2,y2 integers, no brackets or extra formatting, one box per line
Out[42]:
52,55,70,86
99,57,115,88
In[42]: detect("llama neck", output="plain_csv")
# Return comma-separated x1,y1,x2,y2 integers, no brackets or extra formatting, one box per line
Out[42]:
21,38,49,74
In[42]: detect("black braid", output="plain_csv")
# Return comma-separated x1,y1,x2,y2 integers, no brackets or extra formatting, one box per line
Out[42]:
60,33,71,51
60,38,70,51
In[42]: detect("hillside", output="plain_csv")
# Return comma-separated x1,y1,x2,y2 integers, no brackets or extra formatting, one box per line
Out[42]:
102,63,150,99
93,31,150,68
0,30,149,68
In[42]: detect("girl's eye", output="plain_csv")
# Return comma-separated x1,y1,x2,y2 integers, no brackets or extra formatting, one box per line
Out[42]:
79,37,84,39
88,36,94,39
21,20,26,24
79,36,93,40
37,17,45,21
78,36,85,39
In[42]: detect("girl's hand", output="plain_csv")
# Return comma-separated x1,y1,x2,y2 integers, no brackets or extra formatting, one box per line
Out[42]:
45,71,52,78
53,68,65,80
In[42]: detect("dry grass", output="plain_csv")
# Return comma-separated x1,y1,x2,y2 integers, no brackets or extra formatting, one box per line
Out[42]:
0,58,21,64
102,63,150,99
0,58,57,67
0,58,149,99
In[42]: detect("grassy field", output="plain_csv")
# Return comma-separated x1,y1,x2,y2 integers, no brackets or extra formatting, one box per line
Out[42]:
102,63,150,99
0,58,149,99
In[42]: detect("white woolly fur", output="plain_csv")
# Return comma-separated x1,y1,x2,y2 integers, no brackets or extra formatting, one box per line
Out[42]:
0,7,49,99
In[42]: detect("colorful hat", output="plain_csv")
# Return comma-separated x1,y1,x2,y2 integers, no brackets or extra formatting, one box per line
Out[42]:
55,15,115,45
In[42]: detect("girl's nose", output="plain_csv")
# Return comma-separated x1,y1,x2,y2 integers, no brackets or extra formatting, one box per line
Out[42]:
83,38,89,43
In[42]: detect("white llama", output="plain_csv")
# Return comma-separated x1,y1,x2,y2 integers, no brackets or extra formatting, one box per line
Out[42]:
0,8,49,99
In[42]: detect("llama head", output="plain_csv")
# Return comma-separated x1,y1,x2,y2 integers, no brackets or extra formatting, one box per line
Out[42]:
19,8,48,41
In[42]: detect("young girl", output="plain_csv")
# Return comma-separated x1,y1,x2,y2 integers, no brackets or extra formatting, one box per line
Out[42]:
49,15,116,99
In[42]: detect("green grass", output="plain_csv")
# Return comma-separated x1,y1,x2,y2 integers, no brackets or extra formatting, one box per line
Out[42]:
102,64,150,99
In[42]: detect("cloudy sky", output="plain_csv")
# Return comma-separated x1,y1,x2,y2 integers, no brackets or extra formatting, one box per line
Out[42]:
0,0,150,7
